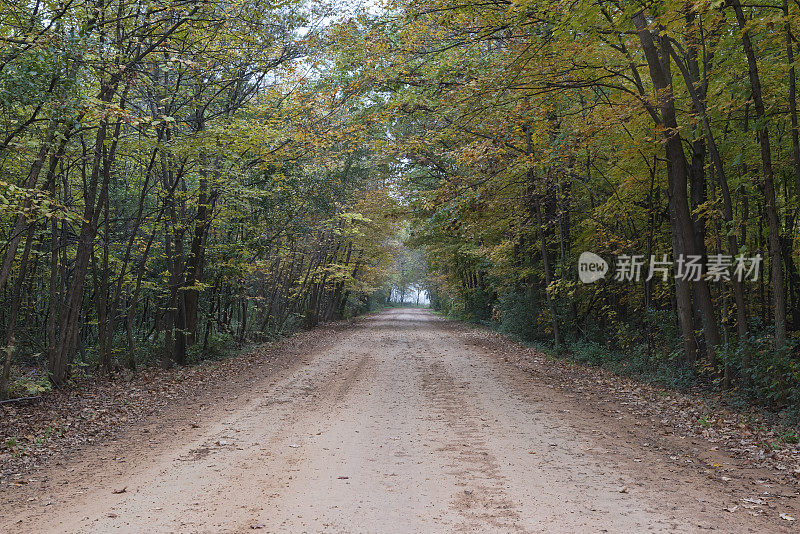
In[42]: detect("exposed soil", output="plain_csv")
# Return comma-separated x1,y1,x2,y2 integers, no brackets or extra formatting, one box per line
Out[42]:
1,308,798,532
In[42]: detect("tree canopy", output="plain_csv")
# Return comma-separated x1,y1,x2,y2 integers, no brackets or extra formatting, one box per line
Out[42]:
2,0,800,410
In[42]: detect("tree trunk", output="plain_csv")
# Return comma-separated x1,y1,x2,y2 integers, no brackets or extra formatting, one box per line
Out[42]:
633,11,717,362
534,196,561,347
49,88,117,384
729,0,787,348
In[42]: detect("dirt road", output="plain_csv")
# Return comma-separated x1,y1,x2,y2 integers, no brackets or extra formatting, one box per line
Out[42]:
1,309,797,532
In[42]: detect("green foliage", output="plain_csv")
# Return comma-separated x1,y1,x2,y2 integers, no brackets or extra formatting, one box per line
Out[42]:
187,332,236,364
739,337,800,408
495,289,550,343
4,368,52,398
570,340,614,367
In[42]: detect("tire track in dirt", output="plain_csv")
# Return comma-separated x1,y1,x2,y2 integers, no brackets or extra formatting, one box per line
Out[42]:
417,357,525,532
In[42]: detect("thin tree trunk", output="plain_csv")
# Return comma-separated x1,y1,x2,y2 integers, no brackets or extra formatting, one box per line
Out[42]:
729,0,787,348
534,197,561,347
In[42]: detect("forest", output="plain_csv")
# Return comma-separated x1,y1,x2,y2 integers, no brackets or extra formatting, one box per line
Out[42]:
0,0,403,398
2,0,800,417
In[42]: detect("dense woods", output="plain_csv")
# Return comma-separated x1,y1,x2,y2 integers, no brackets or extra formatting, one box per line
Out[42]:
4,0,800,414
329,0,800,410
0,0,400,398
8,2,800,530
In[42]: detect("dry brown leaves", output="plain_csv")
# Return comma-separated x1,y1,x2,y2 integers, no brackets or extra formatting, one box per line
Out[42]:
0,320,352,485
449,322,800,487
